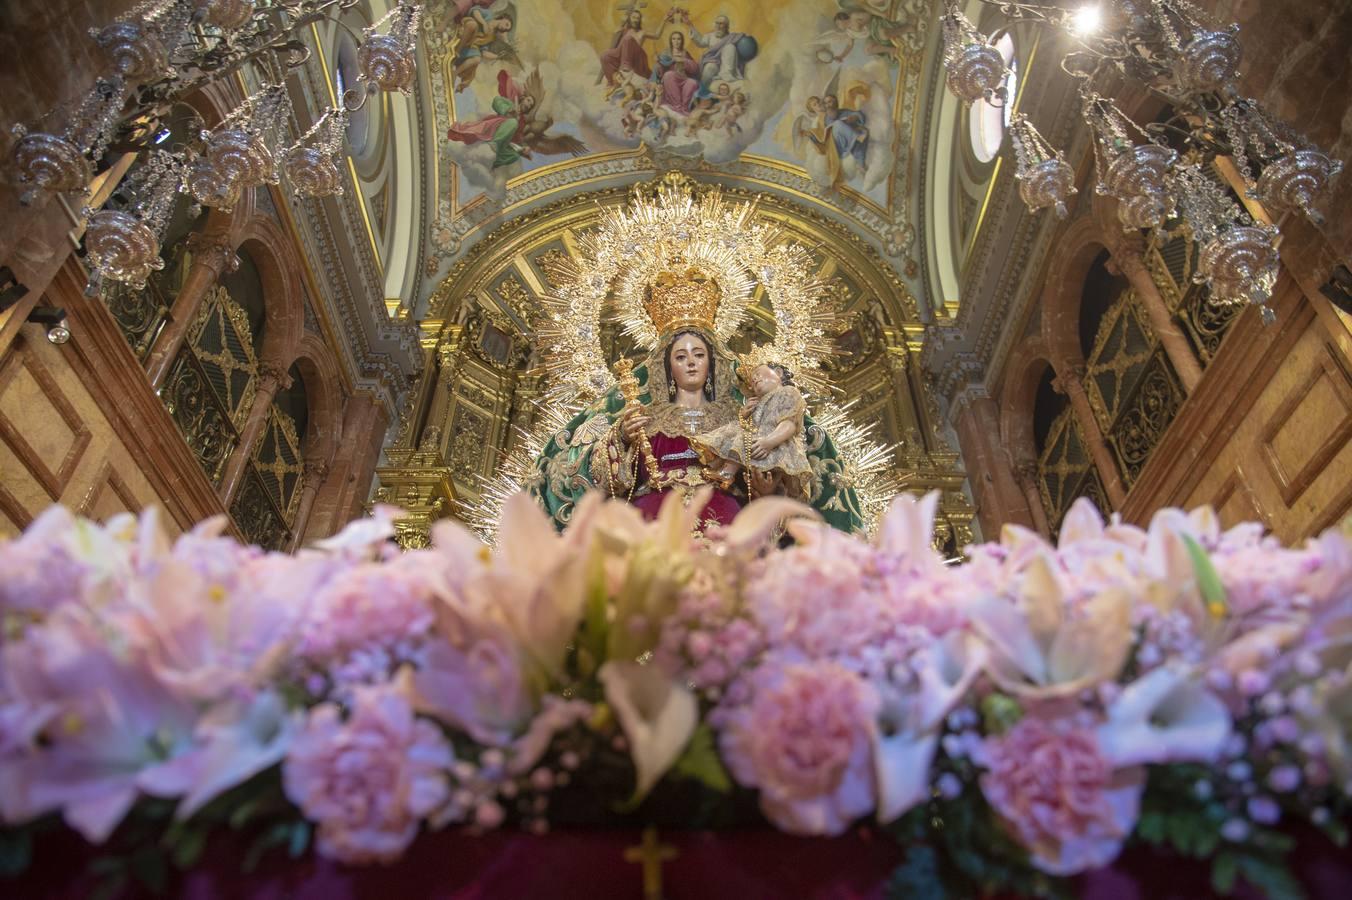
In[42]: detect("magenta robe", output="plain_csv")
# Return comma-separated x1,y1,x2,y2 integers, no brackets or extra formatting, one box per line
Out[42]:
632,433,743,525
657,54,700,114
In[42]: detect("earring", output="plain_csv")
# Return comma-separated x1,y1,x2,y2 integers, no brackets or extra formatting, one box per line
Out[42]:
704,373,713,398
668,379,676,399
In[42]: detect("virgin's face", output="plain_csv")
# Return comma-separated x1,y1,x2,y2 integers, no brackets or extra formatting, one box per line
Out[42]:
669,335,709,394
670,31,684,50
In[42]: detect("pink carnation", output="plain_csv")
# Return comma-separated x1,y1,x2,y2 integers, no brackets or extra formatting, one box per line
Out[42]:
283,681,453,864
296,560,435,662
980,715,1143,875
718,659,878,835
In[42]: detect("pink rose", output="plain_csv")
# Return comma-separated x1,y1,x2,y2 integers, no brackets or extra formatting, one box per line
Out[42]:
718,659,878,835
980,715,1143,875
283,681,453,864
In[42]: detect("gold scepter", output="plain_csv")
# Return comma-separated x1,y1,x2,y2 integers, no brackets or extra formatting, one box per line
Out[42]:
613,358,661,481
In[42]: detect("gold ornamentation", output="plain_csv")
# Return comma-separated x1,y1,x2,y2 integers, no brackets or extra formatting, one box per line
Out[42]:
643,269,723,336
537,173,834,403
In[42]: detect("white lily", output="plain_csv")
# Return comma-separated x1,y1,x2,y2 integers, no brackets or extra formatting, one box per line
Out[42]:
967,554,1131,697
1096,663,1231,767
598,661,697,802
873,631,988,822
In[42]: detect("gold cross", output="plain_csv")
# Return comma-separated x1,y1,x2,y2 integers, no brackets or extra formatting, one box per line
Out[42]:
624,826,678,900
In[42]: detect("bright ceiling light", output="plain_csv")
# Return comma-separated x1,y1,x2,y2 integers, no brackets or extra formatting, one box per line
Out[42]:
1070,5,1102,34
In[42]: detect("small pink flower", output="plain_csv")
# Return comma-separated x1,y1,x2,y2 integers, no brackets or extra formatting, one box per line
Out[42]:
283,680,453,864
718,659,878,835
296,560,435,662
980,715,1143,875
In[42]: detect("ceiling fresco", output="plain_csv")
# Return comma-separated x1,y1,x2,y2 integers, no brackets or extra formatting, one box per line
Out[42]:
419,0,936,286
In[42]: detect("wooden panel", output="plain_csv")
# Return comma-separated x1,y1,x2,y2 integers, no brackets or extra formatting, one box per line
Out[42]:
80,460,142,522
1210,466,1269,530
0,328,174,539
0,344,92,501
1259,347,1352,506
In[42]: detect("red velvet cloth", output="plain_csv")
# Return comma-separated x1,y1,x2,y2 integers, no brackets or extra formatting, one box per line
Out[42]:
631,433,743,525
12,825,1351,899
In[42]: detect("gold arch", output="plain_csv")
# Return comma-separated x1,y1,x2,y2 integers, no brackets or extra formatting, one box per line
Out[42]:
425,178,925,348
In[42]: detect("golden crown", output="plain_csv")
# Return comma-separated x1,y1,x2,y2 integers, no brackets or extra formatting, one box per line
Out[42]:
643,268,722,337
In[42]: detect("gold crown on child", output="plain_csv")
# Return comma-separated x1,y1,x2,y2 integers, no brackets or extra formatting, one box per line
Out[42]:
643,268,723,337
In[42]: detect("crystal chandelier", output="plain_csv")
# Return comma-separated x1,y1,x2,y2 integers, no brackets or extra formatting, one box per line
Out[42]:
940,0,1342,321
10,0,427,294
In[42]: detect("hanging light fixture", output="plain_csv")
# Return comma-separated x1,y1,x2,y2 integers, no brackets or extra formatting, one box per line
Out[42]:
283,106,348,198
83,150,185,295
357,2,423,94
7,0,428,294
939,0,1341,323
1009,115,1077,219
1084,91,1177,231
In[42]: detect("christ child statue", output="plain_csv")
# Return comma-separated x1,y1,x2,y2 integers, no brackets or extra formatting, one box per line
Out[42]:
693,363,813,498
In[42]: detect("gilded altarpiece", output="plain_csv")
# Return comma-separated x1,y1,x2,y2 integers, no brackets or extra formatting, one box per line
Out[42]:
384,186,974,547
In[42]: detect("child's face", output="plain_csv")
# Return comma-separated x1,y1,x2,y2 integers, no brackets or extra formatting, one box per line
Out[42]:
750,365,782,397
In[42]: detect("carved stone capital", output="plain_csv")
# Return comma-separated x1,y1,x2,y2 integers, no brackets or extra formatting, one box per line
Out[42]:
186,232,240,277
303,459,331,483
256,360,293,392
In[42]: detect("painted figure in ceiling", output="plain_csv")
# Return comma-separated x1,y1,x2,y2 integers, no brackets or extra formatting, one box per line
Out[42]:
446,70,586,169
599,7,672,86
682,11,758,89
450,0,519,93
654,30,701,115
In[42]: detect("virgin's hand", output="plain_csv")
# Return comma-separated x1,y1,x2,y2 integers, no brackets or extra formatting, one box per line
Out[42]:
620,411,652,445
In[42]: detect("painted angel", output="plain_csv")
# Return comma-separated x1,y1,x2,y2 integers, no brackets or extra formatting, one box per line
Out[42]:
447,70,586,168
451,0,520,93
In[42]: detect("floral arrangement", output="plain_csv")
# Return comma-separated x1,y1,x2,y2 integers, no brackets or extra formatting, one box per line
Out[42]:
1,490,1349,898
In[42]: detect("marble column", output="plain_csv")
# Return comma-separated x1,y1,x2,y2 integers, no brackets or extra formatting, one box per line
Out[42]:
288,459,330,552
144,232,240,389
1053,364,1128,508
1107,246,1204,394
951,391,1033,534
218,360,291,504
1013,458,1052,537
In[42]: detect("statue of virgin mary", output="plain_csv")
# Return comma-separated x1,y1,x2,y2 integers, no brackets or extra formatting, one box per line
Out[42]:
526,268,866,533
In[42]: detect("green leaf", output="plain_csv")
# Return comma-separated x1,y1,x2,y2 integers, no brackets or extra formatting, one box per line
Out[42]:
129,847,168,894
243,822,293,873
1211,852,1239,894
169,826,209,871
287,821,311,859
885,844,950,900
580,548,610,671
670,724,732,794
89,870,129,900
1236,854,1305,900
1181,534,1227,615
979,693,1022,735
0,828,33,878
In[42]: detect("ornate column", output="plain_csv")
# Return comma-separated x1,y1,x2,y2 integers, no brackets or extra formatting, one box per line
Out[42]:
1106,244,1204,394
145,232,240,388
218,360,291,503
1013,457,1053,537
951,388,1033,534
1052,363,1128,508
288,459,330,551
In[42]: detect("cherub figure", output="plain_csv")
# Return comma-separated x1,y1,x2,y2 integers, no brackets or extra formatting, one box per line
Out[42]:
693,363,812,499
